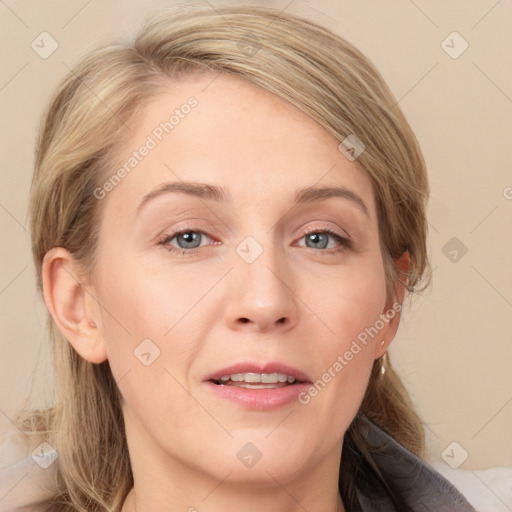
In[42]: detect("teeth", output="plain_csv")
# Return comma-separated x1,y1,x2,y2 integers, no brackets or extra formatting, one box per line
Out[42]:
228,382,286,389
217,372,297,384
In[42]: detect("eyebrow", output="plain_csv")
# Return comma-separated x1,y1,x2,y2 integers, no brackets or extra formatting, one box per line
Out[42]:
137,181,370,218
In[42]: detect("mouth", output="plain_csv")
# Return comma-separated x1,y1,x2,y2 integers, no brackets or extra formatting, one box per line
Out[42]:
203,362,312,409
204,362,312,387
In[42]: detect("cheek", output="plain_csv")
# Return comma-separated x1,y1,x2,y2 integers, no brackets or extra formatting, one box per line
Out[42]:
94,250,200,341
93,258,204,433
90,254,196,390
298,258,386,423
92,252,221,429
310,255,387,349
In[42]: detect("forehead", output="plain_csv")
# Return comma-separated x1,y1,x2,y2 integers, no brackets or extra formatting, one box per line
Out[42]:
103,72,376,220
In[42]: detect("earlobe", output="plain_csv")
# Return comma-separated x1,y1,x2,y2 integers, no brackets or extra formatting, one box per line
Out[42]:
42,247,108,364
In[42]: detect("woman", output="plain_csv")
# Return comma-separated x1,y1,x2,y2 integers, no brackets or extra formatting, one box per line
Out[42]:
0,5,477,512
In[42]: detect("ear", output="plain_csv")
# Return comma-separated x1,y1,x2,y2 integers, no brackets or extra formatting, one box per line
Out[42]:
374,251,410,359
41,247,108,364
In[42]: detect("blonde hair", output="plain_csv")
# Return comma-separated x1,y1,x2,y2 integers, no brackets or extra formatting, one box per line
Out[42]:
15,5,431,511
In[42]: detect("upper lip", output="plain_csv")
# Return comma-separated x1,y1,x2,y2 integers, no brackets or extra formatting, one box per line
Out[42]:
204,362,312,383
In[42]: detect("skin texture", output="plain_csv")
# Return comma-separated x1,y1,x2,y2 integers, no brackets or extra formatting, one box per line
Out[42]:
42,72,409,512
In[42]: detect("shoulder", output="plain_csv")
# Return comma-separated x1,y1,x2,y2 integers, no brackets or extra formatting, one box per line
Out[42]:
354,415,478,512
0,428,58,512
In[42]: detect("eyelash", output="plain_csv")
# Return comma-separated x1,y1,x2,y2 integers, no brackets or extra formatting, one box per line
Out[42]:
157,226,353,256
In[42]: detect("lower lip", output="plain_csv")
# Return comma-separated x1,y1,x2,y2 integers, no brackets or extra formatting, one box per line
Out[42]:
203,381,311,410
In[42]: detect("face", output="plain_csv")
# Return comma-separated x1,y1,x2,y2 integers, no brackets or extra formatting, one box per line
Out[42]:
77,73,401,488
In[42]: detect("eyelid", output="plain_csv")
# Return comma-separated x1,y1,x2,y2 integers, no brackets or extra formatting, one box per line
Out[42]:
158,221,352,254
159,221,349,242
295,221,350,240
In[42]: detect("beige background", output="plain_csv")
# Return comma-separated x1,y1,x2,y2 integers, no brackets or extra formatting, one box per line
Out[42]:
1,0,511,474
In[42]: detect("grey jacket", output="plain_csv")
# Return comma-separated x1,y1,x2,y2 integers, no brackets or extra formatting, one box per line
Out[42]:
349,415,477,511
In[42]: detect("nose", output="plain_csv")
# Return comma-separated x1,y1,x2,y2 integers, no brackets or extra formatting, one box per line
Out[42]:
223,237,299,333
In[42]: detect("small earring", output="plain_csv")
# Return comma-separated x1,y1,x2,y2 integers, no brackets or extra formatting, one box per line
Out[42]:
380,351,387,375
380,339,385,346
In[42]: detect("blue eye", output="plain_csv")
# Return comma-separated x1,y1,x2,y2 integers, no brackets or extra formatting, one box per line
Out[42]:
157,227,352,255
158,229,212,254
298,228,352,252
